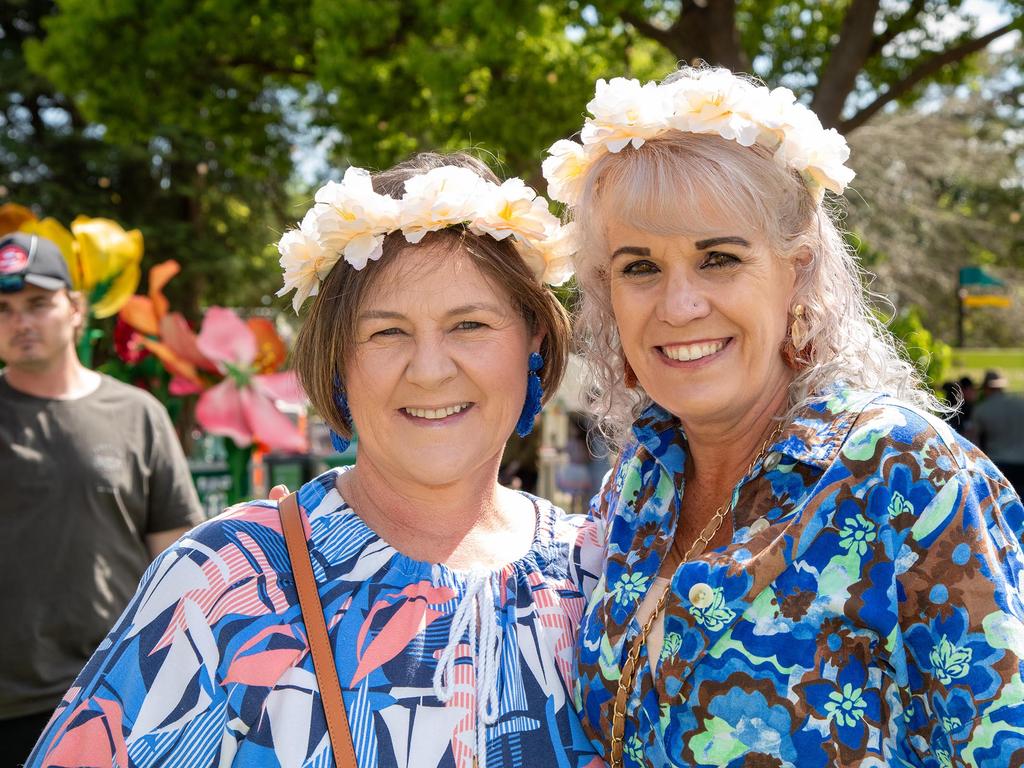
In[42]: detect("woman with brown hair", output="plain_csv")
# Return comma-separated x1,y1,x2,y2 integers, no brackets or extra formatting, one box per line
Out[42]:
28,153,605,768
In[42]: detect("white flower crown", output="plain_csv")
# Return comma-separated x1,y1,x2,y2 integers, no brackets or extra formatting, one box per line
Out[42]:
542,69,855,207
277,165,575,312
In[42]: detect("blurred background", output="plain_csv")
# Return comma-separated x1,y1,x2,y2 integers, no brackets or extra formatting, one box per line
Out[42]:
2,0,1022,512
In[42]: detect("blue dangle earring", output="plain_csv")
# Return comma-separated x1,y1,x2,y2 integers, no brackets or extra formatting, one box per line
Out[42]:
515,351,545,438
330,376,353,452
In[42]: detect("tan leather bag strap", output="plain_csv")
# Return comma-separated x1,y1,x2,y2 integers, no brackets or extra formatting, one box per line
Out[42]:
278,492,358,768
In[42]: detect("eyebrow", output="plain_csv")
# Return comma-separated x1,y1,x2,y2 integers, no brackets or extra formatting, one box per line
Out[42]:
610,246,651,261
357,302,504,322
695,236,751,250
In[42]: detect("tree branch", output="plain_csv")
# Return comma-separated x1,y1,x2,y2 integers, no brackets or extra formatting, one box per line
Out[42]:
869,0,927,57
811,0,880,127
621,10,686,59
216,56,314,78
841,20,1021,133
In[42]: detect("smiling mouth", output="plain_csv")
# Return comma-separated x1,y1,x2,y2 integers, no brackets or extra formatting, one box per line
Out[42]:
659,338,730,362
401,403,473,420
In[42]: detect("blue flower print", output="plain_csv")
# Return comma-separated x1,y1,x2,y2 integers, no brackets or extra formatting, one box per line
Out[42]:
887,491,914,518
614,571,650,607
905,606,1006,700
661,632,682,660
929,636,973,685
839,512,876,557
824,683,868,728
576,392,1024,767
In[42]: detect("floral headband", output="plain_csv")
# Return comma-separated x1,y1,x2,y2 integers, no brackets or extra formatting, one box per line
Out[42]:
542,68,855,207
277,165,575,312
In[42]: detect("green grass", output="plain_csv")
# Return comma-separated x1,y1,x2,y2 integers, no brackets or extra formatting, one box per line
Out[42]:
947,348,1024,392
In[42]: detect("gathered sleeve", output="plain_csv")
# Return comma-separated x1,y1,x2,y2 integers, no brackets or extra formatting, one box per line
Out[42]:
895,467,1024,764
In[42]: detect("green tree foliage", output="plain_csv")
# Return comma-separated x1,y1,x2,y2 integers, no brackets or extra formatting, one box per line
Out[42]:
846,47,1024,346
4,0,297,319
580,0,1023,131
886,306,953,388
9,0,1023,313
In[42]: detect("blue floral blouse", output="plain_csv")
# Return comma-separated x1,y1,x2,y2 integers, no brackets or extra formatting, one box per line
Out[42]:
575,388,1024,767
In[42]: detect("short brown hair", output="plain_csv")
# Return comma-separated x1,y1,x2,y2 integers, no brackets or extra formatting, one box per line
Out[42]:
293,152,571,441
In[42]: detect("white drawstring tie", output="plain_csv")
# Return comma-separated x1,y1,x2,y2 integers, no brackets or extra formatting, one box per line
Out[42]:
433,571,503,767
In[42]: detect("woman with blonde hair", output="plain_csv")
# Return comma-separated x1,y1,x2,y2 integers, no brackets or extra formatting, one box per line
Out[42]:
28,153,605,767
545,67,1024,766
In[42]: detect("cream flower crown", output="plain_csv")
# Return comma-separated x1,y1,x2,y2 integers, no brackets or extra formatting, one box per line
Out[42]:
542,68,855,207
277,165,575,312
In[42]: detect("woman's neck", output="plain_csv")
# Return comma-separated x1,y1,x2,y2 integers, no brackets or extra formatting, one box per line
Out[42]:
681,383,791,501
337,456,535,571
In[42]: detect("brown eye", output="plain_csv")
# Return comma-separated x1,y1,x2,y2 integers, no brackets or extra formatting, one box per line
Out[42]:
702,252,740,268
621,260,659,276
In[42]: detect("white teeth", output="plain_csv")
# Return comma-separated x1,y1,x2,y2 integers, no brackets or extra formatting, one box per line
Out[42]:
405,403,470,420
662,340,727,362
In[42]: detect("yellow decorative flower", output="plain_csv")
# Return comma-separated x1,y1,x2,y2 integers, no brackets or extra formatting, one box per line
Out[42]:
16,213,142,318
68,217,144,318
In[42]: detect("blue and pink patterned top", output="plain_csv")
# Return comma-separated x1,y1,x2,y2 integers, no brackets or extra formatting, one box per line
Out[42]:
28,469,607,768
576,388,1024,767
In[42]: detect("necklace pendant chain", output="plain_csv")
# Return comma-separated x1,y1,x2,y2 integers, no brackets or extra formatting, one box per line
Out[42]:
609,420,786,768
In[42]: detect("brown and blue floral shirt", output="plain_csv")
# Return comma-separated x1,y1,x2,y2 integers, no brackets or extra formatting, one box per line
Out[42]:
575,387,1024,767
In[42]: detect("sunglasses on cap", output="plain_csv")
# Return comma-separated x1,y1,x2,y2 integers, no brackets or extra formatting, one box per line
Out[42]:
0,274,29,293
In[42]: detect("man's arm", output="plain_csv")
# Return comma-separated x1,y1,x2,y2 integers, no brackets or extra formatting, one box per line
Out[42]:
145,527,190,560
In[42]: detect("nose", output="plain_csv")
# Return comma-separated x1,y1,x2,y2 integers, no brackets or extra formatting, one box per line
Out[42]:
655,268,711,326
404,333,458,389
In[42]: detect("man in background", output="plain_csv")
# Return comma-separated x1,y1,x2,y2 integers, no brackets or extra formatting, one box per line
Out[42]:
0,232,204,764
970,369,1024,493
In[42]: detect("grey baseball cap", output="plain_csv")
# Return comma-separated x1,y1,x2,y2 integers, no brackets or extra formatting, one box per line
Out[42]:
0,232,73,293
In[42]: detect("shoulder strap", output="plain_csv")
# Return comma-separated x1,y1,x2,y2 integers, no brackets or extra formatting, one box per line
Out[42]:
278,492,359,768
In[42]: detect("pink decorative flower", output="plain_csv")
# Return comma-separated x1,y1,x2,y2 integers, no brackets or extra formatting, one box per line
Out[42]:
193,307,307,453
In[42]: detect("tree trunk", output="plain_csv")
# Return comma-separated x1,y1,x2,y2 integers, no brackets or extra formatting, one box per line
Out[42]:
624,0,750,73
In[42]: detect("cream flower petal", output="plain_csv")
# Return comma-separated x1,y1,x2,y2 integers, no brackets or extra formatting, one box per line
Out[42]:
542,140,593,206
276,164,580,311
549,68,854,208
343,233,386,270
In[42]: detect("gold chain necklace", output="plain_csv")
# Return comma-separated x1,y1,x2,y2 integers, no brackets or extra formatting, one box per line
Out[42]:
608,421,785,768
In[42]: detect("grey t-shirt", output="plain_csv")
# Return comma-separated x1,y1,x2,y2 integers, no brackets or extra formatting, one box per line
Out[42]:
972,391,1024,464
0,374,204,718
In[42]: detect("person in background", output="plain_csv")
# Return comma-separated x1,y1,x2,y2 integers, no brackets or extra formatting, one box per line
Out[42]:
969,369,1024,492
0,232,204,766
941,375,977,435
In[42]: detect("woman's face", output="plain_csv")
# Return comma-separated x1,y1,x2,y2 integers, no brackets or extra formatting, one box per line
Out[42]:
345,247,542,488
606,215,798,431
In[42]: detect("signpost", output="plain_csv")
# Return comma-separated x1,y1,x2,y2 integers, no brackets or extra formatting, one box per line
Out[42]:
957,266,1010,347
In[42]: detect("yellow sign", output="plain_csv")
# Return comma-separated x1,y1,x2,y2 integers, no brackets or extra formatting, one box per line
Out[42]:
962,294,1012,308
